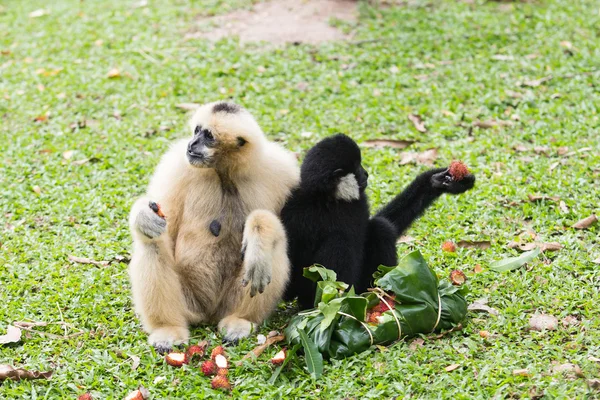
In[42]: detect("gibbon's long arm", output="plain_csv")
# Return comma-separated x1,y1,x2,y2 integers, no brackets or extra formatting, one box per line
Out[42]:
374,167,475,237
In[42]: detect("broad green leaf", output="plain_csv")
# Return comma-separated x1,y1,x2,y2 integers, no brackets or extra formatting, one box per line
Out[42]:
489,248,541,272
303,265,337,282
297,328,324,379
318,299,343,332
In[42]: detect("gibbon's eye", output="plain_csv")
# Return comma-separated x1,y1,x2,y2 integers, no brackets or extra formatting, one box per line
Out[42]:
204,130,214,141
237,137,247,147
194,126,201,135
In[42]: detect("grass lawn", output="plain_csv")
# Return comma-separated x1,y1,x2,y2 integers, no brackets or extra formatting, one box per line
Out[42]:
1,0,599,398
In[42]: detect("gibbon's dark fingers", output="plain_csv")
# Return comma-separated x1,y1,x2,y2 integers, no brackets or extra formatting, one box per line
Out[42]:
430,168,476,194
135,203,167,239
243,258,272,297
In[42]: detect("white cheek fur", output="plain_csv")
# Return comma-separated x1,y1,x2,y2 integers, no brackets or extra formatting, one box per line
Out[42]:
335,173,360,201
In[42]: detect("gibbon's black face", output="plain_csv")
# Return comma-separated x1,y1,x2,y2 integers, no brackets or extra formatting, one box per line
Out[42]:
301,134,368,201
187,125,217,167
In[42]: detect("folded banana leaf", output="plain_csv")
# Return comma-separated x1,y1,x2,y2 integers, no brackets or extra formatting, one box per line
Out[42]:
285,250,468,363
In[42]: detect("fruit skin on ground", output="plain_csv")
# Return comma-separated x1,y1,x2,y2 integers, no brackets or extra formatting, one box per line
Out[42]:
210,345,226,360
271,349,287,365
201,360,217,376
165,352,189,367
211,375,231,390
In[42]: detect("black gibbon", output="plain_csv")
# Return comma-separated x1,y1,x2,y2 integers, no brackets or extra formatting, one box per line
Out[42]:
281,134,475,309
128,102,299,352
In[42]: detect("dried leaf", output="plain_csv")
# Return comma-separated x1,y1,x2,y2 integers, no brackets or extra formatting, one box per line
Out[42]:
588,356,600,363
473,120,512,129
32,186,41,195
521,75,553,87
559,201,569,214
236,335,284,366
468,299,499,316
363,139,415,149
29,9,48,18
527,194,560,202
107,68,120,78
397,235,416,244
408,338,424,351
529,314,558,331
551,363,582,377
473,264,483,274
399,148,438,166
0,326,21,344
62,150,74,160
175,103,200,111
68,255,109,267
34,113,49,123
572,214,597,229
593,257,600,265
588,379,600,390
538,242,563,252
491,54,514,61
457,240,491,250
561,315,579,327
513,368,530,377
505,90,523,99
444,364,460,372
407,114,427,133
0,365,53,381
130,355,141,371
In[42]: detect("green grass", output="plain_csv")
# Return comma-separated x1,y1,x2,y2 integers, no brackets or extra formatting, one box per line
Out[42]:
1,0,599,398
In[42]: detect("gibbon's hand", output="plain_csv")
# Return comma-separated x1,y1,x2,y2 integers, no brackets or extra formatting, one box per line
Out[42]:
134,201,167,239
241,243,272,297
430,168,476,194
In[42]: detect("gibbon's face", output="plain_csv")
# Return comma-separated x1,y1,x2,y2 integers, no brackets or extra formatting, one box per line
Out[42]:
333,161,369,201
186,102,258,169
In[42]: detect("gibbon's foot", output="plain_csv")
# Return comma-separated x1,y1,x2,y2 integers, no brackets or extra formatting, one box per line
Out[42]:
431,168,475,194
148,326,189,354
218,316,255,343
134,201,167,239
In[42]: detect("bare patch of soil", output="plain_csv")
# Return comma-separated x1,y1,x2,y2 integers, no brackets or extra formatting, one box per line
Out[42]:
187,0,358,45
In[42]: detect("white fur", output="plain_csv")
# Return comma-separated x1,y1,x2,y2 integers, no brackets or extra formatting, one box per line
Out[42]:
129,102,299,347
335,173,360,201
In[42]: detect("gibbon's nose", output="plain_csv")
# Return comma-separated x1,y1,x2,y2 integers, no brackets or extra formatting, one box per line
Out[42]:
187,138,203,156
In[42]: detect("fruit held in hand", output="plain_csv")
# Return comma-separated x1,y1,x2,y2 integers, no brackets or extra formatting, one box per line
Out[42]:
165,352,188,367
450,269,467,286
149,201,166,218
210,345,226,361
448,161,470,181
441,241,456,253
201,360,217,376
211,375,231,390
271,349,286,365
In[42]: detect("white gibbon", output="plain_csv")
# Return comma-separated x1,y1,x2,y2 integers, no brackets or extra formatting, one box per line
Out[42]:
128,101,299,352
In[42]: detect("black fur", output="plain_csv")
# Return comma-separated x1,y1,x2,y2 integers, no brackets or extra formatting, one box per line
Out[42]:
282,134,475,309
212,101,240,114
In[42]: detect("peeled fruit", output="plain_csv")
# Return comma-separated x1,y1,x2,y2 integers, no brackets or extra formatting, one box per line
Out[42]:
201,360,217,376
441,241,456,253
123,386,149,400
211,375,231,390
214,354,228,369
210,345,226,361
448,161,470,181
271,349,286,365
450,270,467,286
165,352,188,367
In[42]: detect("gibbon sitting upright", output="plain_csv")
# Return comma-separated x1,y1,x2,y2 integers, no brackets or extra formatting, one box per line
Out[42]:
282,134,475,309
128,102,299,352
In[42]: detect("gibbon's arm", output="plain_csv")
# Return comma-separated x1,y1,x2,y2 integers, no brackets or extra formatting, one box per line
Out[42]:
375,167,475,237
